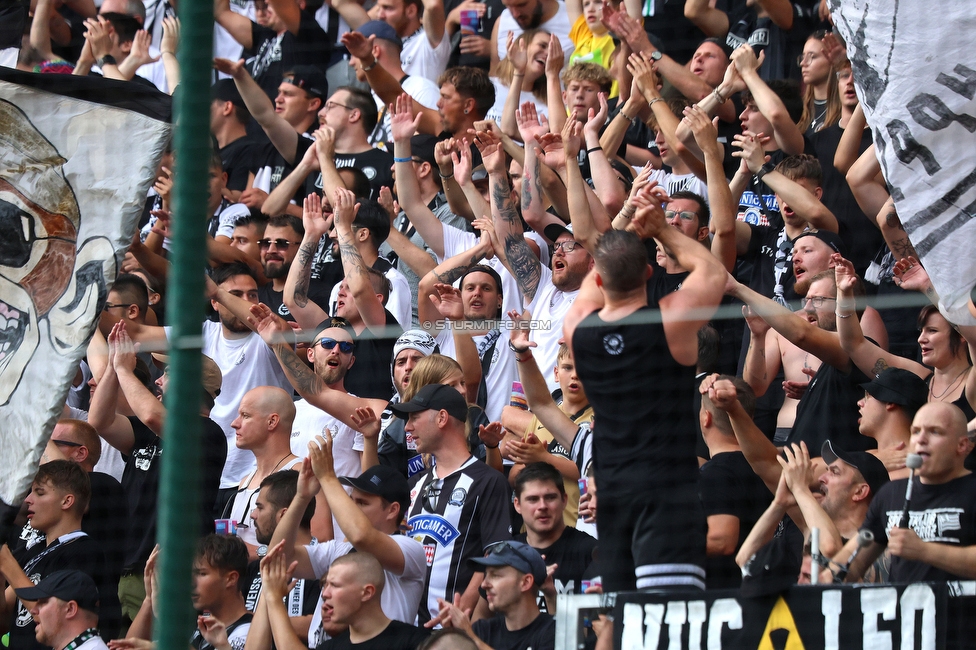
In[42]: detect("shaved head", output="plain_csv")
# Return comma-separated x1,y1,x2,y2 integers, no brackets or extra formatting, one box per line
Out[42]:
331,552,385,594
246,386,297,431
914,401,968,440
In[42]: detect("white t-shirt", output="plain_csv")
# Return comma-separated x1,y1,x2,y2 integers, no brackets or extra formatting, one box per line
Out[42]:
290,399,364,476
214,0,256,74
306,536,426,626
370,75,441,149
485,77,548,125
230,458,303,546
400,27,451,82
495,6,574,67
434,331,516,424
192,321,293,488
649,169,710,205
526,265,578,392
327,265,413,330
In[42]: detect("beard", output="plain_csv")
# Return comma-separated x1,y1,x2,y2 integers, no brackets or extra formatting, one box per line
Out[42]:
220,312,252,334
263,259,291,280
553,263,588,292
522,1,545,28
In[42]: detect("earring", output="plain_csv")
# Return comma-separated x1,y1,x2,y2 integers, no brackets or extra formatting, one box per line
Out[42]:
464,109,469,114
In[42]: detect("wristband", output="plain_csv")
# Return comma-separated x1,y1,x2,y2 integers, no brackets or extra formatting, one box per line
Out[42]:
712,88,727,103
486,443,499,449
361,58,378,72
97,55,117,67
754,161,776,183
648,97,664,108
439,171,454,179
515,352,533,363
394,156,412,163
837,313,853,319
586,146,603,155
508,339,530,354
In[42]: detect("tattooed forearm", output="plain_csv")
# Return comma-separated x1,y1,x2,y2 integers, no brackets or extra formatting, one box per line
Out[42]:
491,175,521,226
885,207,903,230
434,250,485,285
338,234,369,277
292,242,317,307
521,169,533,212
890,236,918,261
505,233,541,302
273,342,324,397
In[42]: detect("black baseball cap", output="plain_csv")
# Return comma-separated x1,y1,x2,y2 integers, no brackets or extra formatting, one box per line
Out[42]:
543,221,574,243
340,465,410,513
821,440,890,496
411,134,440,167
284,66,328,101
861,368,929,415
212,79,246,108
357,20,403,50
792,229,848,257
388,383,468,422
470,541,547,586
15,570,100,613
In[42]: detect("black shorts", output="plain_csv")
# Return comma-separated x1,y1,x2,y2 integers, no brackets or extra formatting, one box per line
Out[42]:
596,481,706,592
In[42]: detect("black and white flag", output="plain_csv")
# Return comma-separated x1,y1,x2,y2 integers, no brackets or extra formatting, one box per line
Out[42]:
0,69,171,529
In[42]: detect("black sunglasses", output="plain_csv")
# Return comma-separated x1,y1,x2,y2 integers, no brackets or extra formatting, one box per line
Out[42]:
53,439,84,448
422,482,441,512
258,238,299,250
311,338,354,353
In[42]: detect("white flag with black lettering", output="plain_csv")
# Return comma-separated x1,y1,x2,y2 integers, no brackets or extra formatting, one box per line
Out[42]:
0,70,170,528
831,0,976,322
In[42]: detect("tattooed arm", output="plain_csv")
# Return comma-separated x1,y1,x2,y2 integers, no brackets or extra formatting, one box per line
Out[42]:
250,303,386,427
333,188,388,331
284,194,331,333
417,226,495,328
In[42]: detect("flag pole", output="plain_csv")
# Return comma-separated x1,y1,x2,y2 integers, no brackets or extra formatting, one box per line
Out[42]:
154,2,213,646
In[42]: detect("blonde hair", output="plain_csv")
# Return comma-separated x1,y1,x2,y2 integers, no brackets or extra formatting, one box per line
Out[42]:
561,62,613,95
402,354,463,402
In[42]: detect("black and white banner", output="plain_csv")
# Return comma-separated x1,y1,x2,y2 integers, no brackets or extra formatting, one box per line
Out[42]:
558,582,976,649
0,69,170,524
830,0,976,323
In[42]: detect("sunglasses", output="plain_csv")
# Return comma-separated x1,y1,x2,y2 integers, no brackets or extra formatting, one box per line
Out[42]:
484,541,537,564
258,238,300,250
311,338,354,353
53,439,84,448
422,481,441,512
665,210,698,222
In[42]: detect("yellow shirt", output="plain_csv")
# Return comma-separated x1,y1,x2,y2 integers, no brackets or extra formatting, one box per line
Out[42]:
524,404,594,527
568,15,618,98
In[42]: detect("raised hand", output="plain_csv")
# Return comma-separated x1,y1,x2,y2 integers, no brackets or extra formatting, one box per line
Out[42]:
153,166,174,207
776,442,815,494
435,137,456,176
452,139,474,186
424,594,474,631
340,30,375,61
699,373,741,412
109,322,138,374
821,31,847,67
544,34,564,78
160,16,180,55
149,210,172,238
332,187,360,229
628,163,655,201
742,304,771,339
471,129,505,174
308,430,338,484
313,125,336,159
505,31,528,75
259,540,299,601
128,30,159,68
302,192,330,239
391,93,422,142
628,184,669,239
248,303,291,345
561,114,583,160
627,52,659,100
831,253,859,294
430,283,465,320
731,131,770,173
297,457,321,500
84,17,117,59
582,94,608,141
537,132,567,171
720,59,746,95
351,406,381,443
197,615,229,649
683,104,721,156
508,309,537,352
478,421,505,448
731,43,764,74
212,57,245,78
892,256,931,293
472,216,498,259
515,101,550,144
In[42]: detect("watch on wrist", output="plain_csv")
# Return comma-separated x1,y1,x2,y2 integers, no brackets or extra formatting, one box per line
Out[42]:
257,544,268,558
97,54,117,67
649,50,662,61
508,339,529,354
754,161,776,183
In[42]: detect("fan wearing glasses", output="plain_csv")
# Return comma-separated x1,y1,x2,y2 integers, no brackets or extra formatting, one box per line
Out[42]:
256,214,335,325
430,541,554,650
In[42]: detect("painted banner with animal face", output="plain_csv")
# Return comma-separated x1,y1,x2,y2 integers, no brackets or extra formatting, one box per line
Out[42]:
0,70,170,524
830,0,976,322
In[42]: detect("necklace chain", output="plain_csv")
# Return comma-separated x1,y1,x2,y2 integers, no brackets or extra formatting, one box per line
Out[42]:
930,366,970,399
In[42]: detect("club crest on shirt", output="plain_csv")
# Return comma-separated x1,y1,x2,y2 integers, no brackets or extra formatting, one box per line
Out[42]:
448,488,466,507
423,543,436,567
408,514,460,546
602,333,624,356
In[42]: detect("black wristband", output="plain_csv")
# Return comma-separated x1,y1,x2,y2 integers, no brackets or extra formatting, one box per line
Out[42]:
586,146,603,155
754,161,776,183
97,54,117,67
